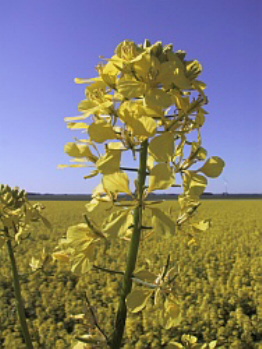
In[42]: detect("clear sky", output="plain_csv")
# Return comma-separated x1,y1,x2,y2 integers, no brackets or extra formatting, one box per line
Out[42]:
1,0,261,194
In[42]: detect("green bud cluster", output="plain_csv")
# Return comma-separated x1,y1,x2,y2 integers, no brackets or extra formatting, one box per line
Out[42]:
0,184,27,210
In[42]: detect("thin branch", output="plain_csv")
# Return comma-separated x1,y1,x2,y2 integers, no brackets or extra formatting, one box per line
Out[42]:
4,226,34,348
84,292,109,343
132,277,158,289
162,254,171,281
93,264,124,276
120,167,150,175
93,264,157,288
120,167,139,172
83,215,107,241
75,336,103,345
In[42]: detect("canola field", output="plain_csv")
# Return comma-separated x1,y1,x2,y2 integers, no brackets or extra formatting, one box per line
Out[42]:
0,200,261,349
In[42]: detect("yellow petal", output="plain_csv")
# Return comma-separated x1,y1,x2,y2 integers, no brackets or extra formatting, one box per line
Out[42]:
64,142,98,162
88,120,116,143
67,122,89,130
126,289,151,313
96,149,121,174
78,100,97,113
134,269,157,283
84,170,99,179
103,171,132,195
117,80,146,99
183,171,207,197
198,156,225,178
67,223,97,244
57,164,88,169
71,252,93,275
145,88,172,108
191,219,211,233
149,132,174,162
148,163,175,192
164,299,182,329
132,52,160,80
173,68,192,89
53,252,70,263
130,116,156,138
149,207,176,235
102,209,132,238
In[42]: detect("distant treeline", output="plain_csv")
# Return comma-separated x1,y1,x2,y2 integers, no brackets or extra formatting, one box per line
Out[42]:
28,193,262,201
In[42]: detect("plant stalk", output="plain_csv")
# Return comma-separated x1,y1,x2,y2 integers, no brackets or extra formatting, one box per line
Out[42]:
109,139,148,348
5,227,34,349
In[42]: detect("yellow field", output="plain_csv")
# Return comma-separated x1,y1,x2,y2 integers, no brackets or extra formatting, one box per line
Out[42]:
0,200,261,348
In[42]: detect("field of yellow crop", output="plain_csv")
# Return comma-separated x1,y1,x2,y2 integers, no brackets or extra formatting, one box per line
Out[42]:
0,200,261,348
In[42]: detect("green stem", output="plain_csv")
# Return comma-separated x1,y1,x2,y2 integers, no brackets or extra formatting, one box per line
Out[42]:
4,227,34,349
109,139,148,349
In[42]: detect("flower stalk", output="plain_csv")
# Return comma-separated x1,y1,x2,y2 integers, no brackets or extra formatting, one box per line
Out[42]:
109,139,148,348
4,227,34,349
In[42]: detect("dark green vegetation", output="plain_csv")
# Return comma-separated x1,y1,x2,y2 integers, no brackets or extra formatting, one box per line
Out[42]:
0,200,261,348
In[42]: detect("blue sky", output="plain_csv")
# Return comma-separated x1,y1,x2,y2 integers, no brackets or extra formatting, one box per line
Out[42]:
1,0,261,194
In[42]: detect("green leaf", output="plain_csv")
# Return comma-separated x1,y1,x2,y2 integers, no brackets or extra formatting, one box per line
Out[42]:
88,120,116,143
148,163,175,192
149,132,174,162
126,289,151,313
198,156,225,178
103,171,132,195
